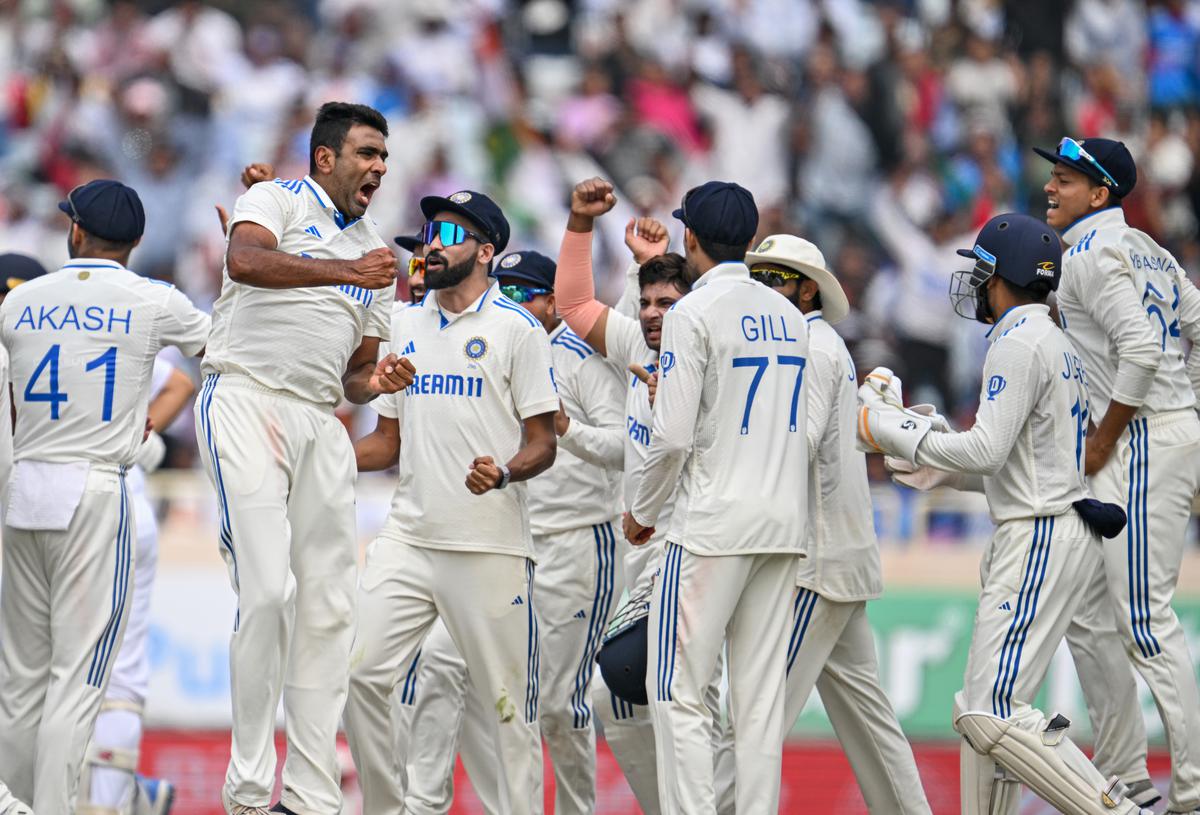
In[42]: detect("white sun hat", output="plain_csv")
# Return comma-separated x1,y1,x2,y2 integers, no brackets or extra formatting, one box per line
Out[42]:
745,234,851,324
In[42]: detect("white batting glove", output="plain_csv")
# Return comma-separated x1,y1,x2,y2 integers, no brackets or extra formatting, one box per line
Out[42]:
133,430,167,473
857,402,932,460
908,403,951,432
885,455,961,490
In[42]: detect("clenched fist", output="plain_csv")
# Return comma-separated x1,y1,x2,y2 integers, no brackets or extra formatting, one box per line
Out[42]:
346,248,398,289
571,177,617,219
368,353,415,396
240,163,276,189
466,455,503,494
624,216,669,264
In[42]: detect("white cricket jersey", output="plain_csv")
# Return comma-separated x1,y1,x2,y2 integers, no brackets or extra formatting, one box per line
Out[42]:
0,344,11,492
203,176,395,407
604,308,678,532
373,282,559,558
796,312,881,602
126,356,176,499
631,262,810,556
0,259,209,466
916,304,1090,523
525,322,624,536
1057,207,1200,419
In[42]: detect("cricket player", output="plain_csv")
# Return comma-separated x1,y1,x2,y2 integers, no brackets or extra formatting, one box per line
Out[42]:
623,181,808,814
395,250,627,814
859,212,1149,815
198,102,411,815
395,233,427,308
1037,137,1200,815
343,190,558,815
81,356,195,815
0,179,210,815
555,184,695,814
709,234,931,814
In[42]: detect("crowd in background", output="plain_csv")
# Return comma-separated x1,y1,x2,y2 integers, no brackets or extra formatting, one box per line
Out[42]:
1,0,1199,481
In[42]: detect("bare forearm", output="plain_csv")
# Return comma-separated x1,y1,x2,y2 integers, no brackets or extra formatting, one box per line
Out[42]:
342,362,379,405
506,436,556,482
1092,400,1138,457
227,246,354,289
354,431,399,471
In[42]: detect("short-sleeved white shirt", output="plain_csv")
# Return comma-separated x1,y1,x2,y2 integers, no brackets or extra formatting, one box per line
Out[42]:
203,176,395,407
373,282,559,558
1,260,210,465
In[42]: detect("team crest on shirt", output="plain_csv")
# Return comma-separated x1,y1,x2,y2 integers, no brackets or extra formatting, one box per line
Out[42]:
449,192,472,204
464,336,489,360
500,254,521,269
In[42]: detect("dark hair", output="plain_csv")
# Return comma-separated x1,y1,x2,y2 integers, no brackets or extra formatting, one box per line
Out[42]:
695,234,748,264
638,252,690,295
309,102,389,174
998,275,1053,304
1085,174,1124,209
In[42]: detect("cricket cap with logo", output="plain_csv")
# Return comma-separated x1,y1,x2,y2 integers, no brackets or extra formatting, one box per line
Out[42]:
672,180,759,246
1033,137,1137,199
495,250,556,290
57,179,146,243
420,190,511,253
956,212,1062,291
745,234,851,323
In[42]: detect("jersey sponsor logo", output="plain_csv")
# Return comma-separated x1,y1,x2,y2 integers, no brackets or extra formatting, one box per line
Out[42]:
740,313,799,343
13,304,132,334
304,224,322,239
401,340,416,356
986,375,1006,401
659,351,676,375
449,191,473,204
407,372,483,398
464,336,488,360
627,415,650,446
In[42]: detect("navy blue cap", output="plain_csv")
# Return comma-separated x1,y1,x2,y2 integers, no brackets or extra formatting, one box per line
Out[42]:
956,213,1061,291
0,253,47,293
420,190,510,254
596,615,648,706
1033,138,1137,199
393,233,422,252
672,181,759,246
495,250,556,289
57,180,145,243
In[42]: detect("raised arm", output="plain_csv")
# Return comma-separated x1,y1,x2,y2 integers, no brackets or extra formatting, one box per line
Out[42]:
557,178,621,355
226,221,397,290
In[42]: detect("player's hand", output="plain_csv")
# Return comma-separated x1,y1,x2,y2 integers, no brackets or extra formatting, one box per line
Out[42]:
1084,438,1114,476
240,162,275,189
368,353,415,396
554,400,570,436
885,456,958,491
624,217,669,264
346,248,398,289
861,366,904,410
630,363,658,407
466,456,502,495
571,177,617,219
623,512,655,546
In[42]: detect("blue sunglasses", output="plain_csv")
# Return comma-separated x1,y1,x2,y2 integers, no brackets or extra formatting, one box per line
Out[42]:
421,220,487,247
500,283,552,303
1058,138,1117,189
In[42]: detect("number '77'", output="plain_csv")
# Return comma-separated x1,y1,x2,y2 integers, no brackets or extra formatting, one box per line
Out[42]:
731,355,806,435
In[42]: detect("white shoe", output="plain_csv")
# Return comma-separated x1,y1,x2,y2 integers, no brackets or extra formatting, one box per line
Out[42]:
221,787,271,815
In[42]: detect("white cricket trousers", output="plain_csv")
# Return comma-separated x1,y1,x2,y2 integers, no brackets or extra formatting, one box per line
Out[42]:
646,543,797,814
1092,410,1200,812
712,593,931,814
0,466,133,815
344,540,543,815
959,512,1108,812
195,374,358,814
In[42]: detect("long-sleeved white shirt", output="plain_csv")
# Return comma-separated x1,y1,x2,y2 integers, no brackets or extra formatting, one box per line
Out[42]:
630,262,809,555
526,322,624,536
916,305,1090,523
1057,207,1200,418
796,312,881,601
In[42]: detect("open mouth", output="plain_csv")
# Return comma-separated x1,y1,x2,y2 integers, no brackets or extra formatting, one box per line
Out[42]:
424,252,447,274
1047,197,1059,211
356,179,380,208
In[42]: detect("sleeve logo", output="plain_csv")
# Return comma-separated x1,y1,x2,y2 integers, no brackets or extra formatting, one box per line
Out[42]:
659,351,676,376
987,375,1006,401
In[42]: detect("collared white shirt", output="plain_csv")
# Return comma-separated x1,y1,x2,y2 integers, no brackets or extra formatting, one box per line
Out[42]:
917,304,1090,523
203,176,395,407
374,282,559,558
631,262,810,556
526,321,624,536
1,259,209,465
1057,207,1200,418
796,310,881,601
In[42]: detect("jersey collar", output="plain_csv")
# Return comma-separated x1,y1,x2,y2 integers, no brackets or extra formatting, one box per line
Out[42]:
1062,207,1125,246
805,309,824,323
693,261,750,290
60,258,126,272
301,175,360,230
432,281,496,328
984,303,1049,342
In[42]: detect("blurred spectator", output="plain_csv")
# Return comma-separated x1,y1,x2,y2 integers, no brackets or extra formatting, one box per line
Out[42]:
1146,0,1200,111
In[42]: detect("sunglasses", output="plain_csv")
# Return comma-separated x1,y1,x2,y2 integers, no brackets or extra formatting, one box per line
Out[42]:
1058,137,1117,189
407,256,425,277
421,220,486,248
750,264,805,289
500,283,551,304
